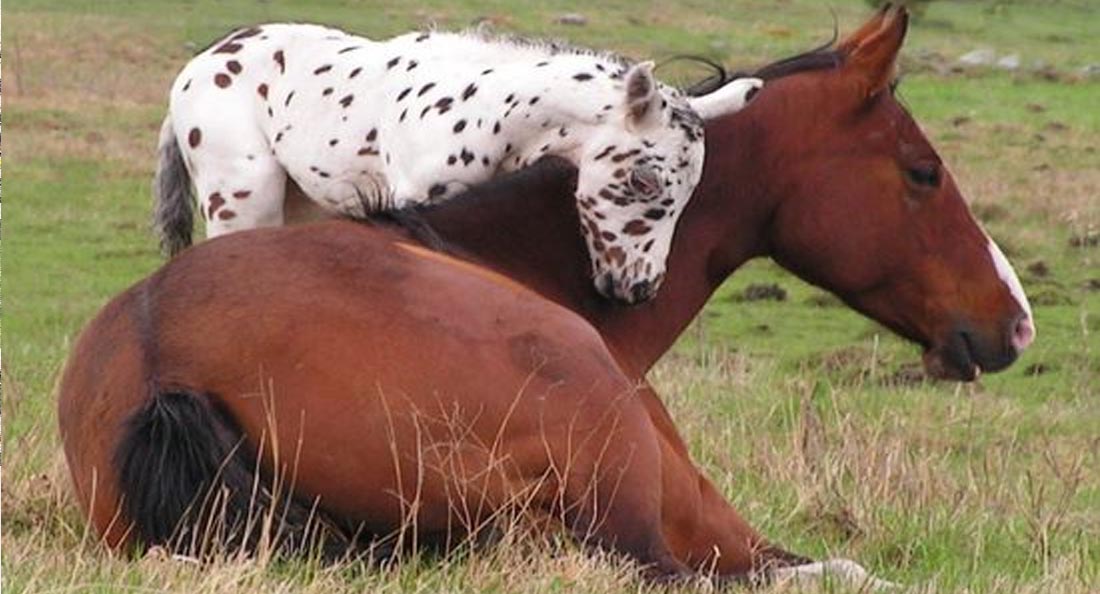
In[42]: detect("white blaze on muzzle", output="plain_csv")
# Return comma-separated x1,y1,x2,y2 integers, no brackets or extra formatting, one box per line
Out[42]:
984,231,1035,349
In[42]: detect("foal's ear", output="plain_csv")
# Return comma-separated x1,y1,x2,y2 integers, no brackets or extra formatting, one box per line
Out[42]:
688,77,763,120
625,61,658,124
842,4,909,97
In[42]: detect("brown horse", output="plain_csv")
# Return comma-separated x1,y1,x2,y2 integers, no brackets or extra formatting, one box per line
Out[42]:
59,5,1030,586
287,6,1034,383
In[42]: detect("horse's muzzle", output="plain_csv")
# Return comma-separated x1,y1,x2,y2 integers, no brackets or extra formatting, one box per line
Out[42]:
923,315,1032,381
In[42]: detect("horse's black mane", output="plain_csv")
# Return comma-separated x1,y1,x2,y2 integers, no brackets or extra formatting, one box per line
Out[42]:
682,42,844,97
365,156,579,255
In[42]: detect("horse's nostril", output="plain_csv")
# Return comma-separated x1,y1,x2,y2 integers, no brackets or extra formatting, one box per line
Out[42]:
1012,314,1035,352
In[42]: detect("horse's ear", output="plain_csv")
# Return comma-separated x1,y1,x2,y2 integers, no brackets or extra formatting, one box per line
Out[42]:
625,61,658,124
837,3,892,54
842,4,909,97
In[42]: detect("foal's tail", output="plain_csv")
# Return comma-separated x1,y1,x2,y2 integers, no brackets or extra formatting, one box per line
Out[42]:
152,116,195,257
115,388,349,559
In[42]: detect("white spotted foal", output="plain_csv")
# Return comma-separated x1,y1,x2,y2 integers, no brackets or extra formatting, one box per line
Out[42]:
154,23,761,303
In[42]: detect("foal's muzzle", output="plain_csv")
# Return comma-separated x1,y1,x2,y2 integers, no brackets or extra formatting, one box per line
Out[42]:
594,272,660,305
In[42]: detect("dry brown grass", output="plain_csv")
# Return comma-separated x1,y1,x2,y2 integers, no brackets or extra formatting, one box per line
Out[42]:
5,13,183,174
5,345,1098,592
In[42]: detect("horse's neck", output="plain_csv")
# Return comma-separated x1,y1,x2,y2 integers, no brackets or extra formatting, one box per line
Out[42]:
420,114,768,375
580,115,769,373
420,156,594,305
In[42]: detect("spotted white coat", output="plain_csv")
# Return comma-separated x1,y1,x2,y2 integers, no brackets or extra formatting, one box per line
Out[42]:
155,23,762,302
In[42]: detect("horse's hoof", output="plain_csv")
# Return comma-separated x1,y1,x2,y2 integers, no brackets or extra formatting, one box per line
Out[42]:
770,558,900,591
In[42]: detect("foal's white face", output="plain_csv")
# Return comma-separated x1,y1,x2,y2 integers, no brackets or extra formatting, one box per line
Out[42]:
572,63,708,304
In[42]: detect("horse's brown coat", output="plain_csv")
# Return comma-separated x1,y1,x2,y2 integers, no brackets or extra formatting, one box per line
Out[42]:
61,222,781,576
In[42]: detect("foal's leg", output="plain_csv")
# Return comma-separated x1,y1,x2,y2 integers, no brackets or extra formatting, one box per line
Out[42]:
191,148,288,238
174,99,287,238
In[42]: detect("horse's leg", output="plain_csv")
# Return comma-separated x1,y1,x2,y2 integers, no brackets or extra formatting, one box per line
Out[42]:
618,380,808,575
653,434,769,575
555,407,693,581
647,400,894,589
769,559,899,591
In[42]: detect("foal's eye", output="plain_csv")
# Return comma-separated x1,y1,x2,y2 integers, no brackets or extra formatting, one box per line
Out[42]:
905,164,941,189
629,167,661,195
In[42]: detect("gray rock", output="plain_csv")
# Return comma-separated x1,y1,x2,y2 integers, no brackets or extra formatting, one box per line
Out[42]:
1079,64,1100,79
996,54,1021,70
958,48,996,67
555,13,588,26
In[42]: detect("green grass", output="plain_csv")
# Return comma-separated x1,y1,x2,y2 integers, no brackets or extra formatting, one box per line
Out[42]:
3,1,1099,592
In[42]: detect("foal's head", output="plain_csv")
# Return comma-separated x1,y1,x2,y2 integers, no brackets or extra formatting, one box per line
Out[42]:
714,6,1034,380
576,63,762,304
570,62,706,304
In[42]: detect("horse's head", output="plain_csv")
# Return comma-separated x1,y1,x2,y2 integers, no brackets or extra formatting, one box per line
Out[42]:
575,63,759,304
717,6,1033,380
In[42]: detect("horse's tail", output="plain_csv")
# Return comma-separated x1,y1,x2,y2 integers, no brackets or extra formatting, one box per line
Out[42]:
114,388,349,558
152,116,195,257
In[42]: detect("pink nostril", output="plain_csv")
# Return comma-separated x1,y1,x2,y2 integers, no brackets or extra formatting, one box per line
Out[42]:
1012,315,1035,352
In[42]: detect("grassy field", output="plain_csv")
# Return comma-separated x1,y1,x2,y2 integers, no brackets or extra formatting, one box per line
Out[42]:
3,0,1099,592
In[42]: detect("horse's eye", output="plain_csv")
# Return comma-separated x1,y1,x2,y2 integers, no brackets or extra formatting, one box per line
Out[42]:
905,164,941,189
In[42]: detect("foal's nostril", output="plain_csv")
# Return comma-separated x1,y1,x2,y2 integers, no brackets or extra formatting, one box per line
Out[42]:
1011,314,1035,352
630,280,654,304
594,272,615,299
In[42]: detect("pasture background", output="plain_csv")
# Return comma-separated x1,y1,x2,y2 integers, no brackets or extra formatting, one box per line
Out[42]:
2,0,1098,592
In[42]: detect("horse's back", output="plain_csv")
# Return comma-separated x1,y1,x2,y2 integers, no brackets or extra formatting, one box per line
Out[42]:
147,220,631,425
60,221,642,537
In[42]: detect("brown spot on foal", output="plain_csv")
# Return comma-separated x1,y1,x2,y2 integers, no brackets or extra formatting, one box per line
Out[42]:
605,246,627,266
213,42,242,54
623,220,651,235
207,192,226,219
